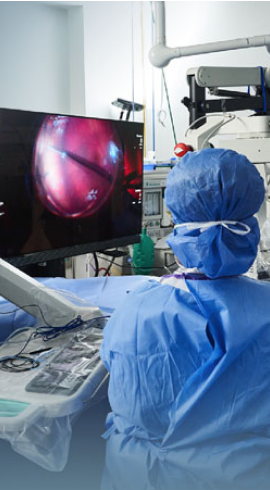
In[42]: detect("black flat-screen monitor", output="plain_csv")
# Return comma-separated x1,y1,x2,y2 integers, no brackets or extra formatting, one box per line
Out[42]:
0,108,143,267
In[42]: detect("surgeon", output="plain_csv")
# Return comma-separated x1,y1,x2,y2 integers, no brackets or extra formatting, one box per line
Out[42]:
100,148,270,490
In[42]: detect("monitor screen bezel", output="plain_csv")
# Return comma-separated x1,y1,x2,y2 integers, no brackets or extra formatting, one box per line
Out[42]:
5,234,141,267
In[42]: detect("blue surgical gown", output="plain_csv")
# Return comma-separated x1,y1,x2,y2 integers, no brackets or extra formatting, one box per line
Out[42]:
100,272,270,490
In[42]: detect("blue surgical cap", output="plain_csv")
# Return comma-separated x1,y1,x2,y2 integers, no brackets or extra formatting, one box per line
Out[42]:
165,148,265,278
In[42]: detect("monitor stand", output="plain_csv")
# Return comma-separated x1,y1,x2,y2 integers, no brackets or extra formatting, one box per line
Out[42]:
19,259,66,278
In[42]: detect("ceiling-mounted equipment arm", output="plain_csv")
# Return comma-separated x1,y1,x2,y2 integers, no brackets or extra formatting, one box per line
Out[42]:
149,2,270,69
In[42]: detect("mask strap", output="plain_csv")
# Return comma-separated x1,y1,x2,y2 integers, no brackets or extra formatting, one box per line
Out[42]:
174,220,251,236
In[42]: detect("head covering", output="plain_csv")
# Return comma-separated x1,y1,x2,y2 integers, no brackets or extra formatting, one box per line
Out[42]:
165,148,265,278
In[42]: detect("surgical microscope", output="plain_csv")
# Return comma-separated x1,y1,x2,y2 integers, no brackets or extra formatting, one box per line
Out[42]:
178,66,270,224
176,66,270,278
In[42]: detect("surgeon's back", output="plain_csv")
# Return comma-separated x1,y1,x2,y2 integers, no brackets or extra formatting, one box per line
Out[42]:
100,149,270,490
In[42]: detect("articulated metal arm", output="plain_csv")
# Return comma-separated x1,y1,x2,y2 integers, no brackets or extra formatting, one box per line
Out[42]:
149,2,270,69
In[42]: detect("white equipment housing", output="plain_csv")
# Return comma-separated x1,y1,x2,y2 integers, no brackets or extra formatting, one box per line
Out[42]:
0,258,101,327
143,165,172,243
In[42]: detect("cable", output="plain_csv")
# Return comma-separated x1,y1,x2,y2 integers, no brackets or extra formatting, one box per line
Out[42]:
98,267,111,277
150,2,177,147
259,66,267,113
185,112,236,137
158,109,167,127
200,114,236,149
0,356,39,373
34,316,85,341
0,309,84,371
0,308,20,315
0,326,34,346
0,313,109,373
93,252,99,277
157,51,167,127
0,285,94,326
97,253,176,271
82,315,110,330
0,328,38,372
162,69,177,146
0,298,79,330
102,256,116,276
184,113,237,150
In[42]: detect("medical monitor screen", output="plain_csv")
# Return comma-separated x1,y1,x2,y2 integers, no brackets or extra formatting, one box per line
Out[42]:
0,108,143,266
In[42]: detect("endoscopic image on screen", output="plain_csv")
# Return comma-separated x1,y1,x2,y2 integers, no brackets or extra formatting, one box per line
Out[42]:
0,108,143,264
